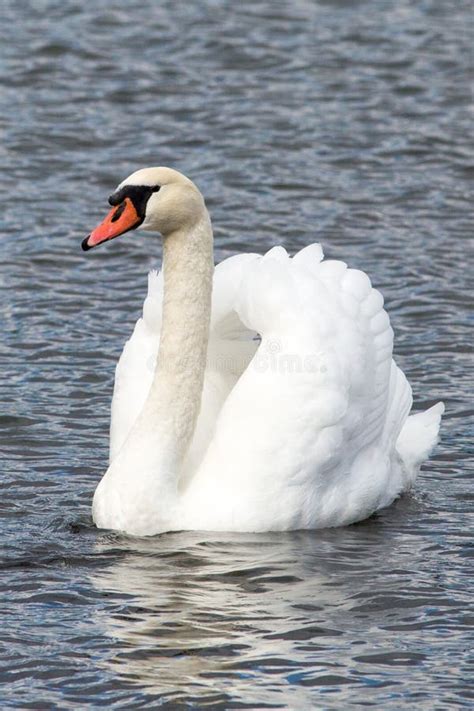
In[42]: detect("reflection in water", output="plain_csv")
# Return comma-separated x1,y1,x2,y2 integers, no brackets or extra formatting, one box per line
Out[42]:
91,532,331,706
90,523,416,706
1,0,472,706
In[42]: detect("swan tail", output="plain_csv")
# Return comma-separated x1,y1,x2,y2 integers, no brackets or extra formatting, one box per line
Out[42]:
396,401,445,484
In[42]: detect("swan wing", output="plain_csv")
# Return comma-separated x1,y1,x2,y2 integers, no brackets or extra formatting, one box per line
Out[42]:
185,244,416,530
109,270,162,462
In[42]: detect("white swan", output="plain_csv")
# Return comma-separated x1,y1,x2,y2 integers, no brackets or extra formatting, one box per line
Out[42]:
82,167,444,536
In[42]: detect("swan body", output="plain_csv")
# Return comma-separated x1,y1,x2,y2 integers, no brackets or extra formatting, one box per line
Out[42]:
83,167,444,536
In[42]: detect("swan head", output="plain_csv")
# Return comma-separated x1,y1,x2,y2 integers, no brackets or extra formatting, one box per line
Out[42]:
82,167,205,251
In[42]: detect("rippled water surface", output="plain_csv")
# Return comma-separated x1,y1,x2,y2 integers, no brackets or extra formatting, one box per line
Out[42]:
1,0,472,707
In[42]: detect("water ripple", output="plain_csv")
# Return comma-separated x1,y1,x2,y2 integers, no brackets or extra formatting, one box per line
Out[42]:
0,0,472,707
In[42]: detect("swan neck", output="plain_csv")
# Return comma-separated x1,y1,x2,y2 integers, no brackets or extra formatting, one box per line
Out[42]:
150,211,214,467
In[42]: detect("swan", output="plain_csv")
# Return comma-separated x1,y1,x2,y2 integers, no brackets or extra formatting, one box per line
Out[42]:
82,167,444,536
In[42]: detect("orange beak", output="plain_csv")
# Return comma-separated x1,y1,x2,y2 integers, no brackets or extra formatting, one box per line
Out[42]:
82,197,142,251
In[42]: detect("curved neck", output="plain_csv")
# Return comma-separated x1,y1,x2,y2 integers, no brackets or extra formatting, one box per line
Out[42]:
139,210,214,474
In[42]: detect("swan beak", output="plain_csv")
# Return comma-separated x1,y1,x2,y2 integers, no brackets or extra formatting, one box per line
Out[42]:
82,197,142,251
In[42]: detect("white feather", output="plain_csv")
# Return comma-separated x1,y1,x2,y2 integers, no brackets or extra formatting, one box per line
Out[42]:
107,243,443,532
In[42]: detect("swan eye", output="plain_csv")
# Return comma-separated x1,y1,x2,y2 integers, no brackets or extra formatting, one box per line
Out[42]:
108,185,161,213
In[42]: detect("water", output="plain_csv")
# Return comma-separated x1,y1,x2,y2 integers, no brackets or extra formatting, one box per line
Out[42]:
1,0,472,707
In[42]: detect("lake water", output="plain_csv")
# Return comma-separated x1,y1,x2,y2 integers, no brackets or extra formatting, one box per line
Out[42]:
1,0,472,707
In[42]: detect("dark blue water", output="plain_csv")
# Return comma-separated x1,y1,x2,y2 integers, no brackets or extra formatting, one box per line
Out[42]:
1,0,472,707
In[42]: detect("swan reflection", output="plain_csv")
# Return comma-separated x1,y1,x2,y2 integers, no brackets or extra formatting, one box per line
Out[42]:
89,523,393,705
